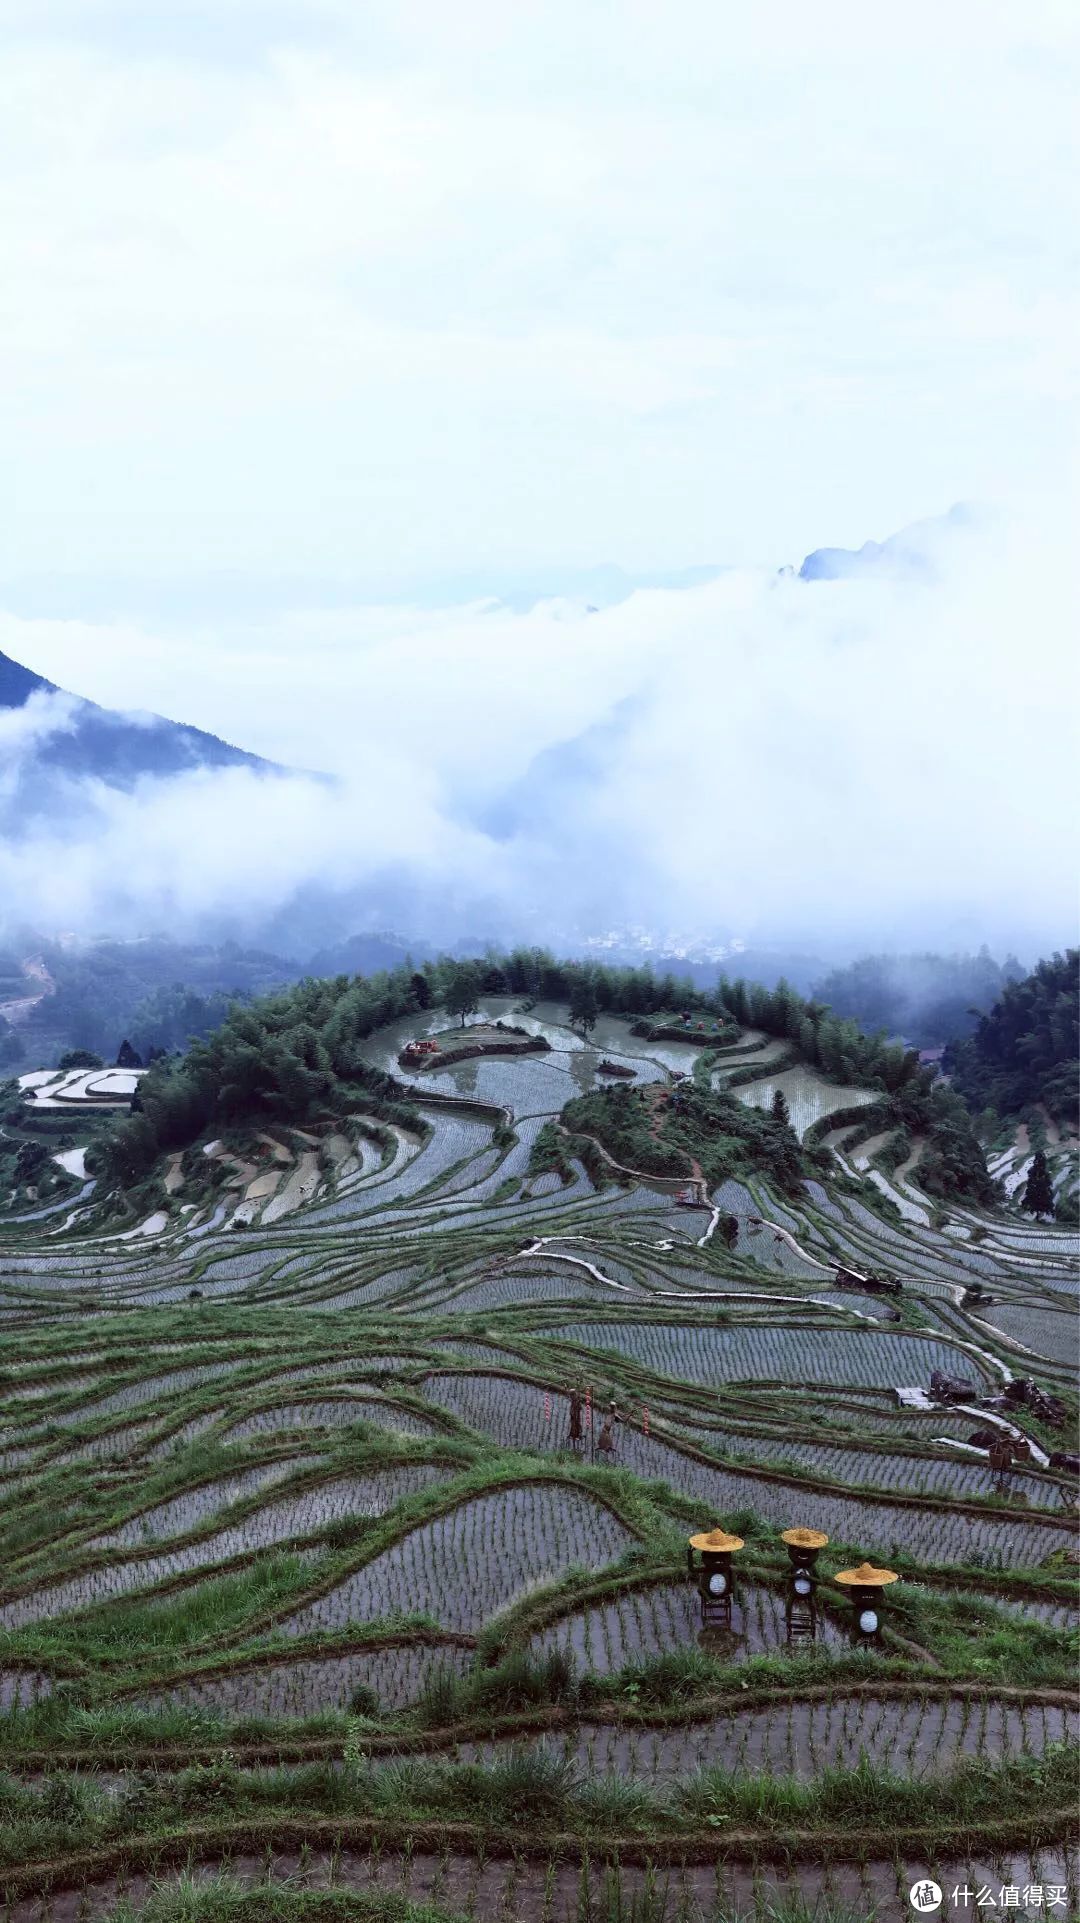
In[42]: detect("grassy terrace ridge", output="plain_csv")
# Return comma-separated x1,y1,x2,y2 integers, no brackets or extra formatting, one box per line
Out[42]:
0,982,1076,1920
0,1746,1075,1896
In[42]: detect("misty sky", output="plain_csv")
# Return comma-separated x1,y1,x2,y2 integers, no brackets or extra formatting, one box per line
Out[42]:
2,0,1078,610
1,2,1077,956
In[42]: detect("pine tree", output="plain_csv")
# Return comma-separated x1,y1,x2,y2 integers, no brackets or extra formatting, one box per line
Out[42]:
771,1088,791,1128
1021,1149,1055,1218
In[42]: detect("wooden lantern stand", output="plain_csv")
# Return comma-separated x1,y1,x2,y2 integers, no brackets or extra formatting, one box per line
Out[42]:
780,1526,829,1647
687,1527,744,1632
834,1560,899,1649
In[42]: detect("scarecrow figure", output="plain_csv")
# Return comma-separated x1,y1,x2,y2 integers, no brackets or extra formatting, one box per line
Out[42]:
568,1387,585,1450
596,1400,619,1456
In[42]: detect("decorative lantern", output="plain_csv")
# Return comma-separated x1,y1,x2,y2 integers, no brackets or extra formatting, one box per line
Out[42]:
687,1527,744,1631
780,1527,829,1646
833,1561,899,1647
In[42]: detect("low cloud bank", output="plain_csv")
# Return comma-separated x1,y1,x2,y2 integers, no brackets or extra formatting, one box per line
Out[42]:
1,506,1075,956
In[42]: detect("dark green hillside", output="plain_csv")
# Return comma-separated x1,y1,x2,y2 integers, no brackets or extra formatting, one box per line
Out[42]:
944,950,1079,1130
813,948,1023,1046
15,936,307,1067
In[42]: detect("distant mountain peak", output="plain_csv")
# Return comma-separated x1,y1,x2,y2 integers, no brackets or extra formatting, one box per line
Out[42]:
0,648,58,708
0,644,280,792
798,504,979,582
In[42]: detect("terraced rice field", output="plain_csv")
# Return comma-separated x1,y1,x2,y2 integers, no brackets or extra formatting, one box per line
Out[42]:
0,1845,1073,1923
735,1068,879,1138
527,1577,848,1669
275,1484,635,1636
131,1640,472,1719
0,1466,452,1631
221,1398,442,1440
549,1320,995,1389
1,1000,1075,1923
449,1694,1078,1783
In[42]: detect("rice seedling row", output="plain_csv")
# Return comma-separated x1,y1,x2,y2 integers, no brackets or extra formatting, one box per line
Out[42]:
526,1577,846,1671
85,1461,321,1551
5,1845,1079,1923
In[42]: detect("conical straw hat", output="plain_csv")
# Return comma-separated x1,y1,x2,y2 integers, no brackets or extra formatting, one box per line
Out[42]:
781,1527,829,1550
688,1528,744,1554
834,1561,899,1588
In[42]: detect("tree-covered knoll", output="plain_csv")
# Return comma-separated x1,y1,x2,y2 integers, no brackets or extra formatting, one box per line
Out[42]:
89,949,1005,1200
943,950,1079,1130
560,1080,810,1194
813,948,1024,1047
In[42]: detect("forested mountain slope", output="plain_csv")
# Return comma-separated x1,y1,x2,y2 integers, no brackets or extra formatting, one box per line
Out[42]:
0,645,279,791
945,951,1079,1130
814,949,1024,1047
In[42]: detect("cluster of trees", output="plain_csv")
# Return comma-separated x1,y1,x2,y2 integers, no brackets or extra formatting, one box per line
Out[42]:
813,948,1024,1047
1022,1150,1056,1219
711,976,927,1095
0,1079,78,1202
944,951,1079,1131
124,985,245,1060
559,1086,691,1179
667,1081,807,1194
895,1084,997,1203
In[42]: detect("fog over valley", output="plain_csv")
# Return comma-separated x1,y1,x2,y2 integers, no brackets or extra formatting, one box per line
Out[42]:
2,500,1075,960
